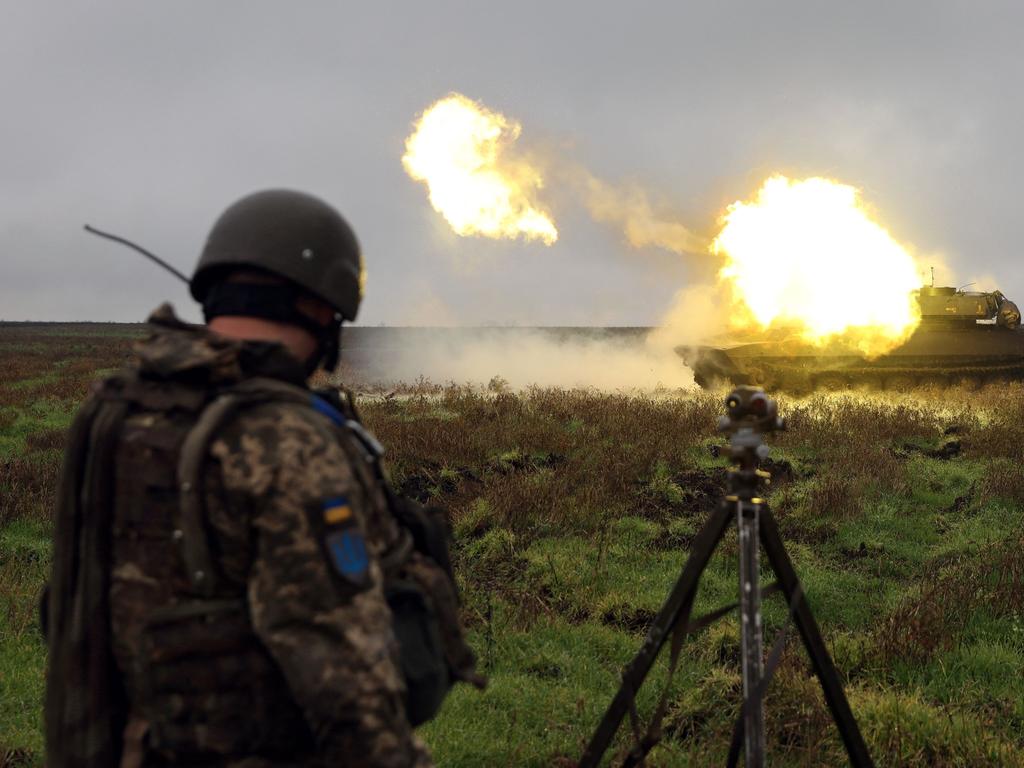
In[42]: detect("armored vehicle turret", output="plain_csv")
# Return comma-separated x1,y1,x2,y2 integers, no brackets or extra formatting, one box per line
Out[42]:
685,286,1024,390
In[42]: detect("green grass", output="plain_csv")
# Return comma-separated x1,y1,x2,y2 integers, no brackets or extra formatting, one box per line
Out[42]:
0,519,50,763
0,401,78,456
3,325,1024,766
423,619,647,766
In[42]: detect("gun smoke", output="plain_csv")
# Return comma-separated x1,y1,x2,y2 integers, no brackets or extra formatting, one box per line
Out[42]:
398,93,724,389
341,327,695,391
576,172,708,257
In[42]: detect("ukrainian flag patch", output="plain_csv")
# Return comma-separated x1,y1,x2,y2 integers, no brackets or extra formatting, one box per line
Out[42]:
321,495,369,587
323,496,353,526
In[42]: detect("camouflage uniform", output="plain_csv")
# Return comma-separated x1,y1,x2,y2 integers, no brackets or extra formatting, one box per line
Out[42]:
89,305,433,767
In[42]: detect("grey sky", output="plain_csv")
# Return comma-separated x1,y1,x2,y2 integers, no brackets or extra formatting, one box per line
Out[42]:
2,1,1021,325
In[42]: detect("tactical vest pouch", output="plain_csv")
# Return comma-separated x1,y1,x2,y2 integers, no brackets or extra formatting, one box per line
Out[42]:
379,500,473,724
390,497,457,582
138,599,311,759
386,498,481,689
385,578,449,726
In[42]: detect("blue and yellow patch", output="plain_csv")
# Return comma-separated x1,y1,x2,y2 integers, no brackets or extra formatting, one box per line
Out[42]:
321,495,369,586
323,496,353,526
326,529,369,583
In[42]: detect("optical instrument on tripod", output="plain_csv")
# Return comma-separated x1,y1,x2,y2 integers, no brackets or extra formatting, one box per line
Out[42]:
579,387,873,768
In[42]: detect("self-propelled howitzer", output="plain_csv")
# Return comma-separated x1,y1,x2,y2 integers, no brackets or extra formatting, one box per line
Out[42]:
684,286,1024,391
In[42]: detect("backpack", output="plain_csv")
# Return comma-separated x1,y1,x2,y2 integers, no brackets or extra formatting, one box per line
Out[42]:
44,385,130,768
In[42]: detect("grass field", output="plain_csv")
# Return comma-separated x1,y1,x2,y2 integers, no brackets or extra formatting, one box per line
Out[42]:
2,324,1023,766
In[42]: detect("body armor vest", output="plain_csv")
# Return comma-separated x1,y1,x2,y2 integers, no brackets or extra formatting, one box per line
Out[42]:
105,373,313,764
50,370,476,767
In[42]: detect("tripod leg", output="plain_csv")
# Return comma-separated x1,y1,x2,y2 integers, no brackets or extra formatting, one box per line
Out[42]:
758,509,875,768
737,500,765,768
579,501,734,768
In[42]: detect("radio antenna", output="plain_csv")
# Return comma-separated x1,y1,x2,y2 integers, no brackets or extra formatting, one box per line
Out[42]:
84,224,190,285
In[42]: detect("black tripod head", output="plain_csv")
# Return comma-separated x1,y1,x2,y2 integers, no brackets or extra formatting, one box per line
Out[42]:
718,386,786,495
718,386,785,438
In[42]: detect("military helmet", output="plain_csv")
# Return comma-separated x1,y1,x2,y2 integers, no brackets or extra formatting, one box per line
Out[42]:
191,189,363,321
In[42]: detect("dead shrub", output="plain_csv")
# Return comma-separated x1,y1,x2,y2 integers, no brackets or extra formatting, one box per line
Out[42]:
763,659,844,762
805,475,865,521
29,375,95,403
979,459,1024,504
0,454,60,526
962,420,1022,460
364,388,725,539
782,395,941,452
0,747,34,768
843,446,908,495
25,427,68,453
874,536,1024,665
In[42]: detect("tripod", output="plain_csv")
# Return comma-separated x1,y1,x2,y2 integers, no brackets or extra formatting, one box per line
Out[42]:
579,388,873,768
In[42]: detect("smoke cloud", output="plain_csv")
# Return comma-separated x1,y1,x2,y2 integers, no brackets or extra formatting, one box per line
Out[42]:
647,282,733,352
346,328,695,391
578,171,709,256
402,93,712,261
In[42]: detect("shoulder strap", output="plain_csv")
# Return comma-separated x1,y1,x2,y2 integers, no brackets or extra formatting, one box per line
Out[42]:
176,377,379,596
177,392,252,596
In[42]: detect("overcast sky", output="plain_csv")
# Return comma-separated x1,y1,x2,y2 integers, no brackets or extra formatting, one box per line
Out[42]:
2,1,1021,325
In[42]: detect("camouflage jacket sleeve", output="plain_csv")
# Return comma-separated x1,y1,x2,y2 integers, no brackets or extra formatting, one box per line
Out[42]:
210,402,431,767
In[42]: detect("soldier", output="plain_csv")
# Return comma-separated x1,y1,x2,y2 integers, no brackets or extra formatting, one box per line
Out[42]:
44,190,480,768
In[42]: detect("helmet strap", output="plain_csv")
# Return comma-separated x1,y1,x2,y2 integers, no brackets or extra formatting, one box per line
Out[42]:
202,282,341,372
320,322,343,372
